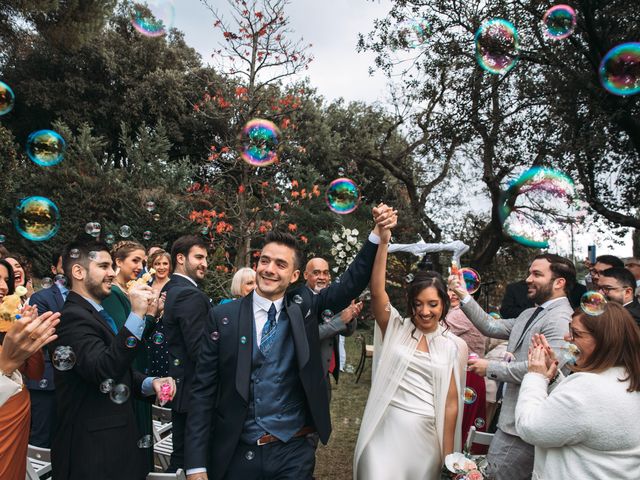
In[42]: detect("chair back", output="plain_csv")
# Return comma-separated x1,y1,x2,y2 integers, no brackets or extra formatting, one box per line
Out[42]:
464,426,495,454
147,468,186,479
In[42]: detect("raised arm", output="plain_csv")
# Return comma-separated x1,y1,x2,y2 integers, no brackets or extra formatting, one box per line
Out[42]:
370,204,397,336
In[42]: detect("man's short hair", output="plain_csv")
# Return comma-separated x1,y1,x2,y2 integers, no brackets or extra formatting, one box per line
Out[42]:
170,236,207,273
595,255,624,268
601,267,636,289
533,253,576,294
263,231,302,271
62,239,111,289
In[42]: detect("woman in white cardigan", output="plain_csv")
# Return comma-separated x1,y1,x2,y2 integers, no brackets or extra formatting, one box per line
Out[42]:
515,302,640,480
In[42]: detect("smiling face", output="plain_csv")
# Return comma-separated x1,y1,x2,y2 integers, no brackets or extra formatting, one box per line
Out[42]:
0,264,10,303
564,316,596,367
256,242,300,301
72,250,116,302
304,258,331,293
526,258,564,304
180,246,208,282
116,248,146,282
411,286,444,333
598,275,633,305
448,288,460,308
152,255,171,280
5,257,25,287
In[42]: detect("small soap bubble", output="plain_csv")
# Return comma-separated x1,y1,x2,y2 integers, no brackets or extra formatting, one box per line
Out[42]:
580,291,607,316
153,213,161,221
240,336,247,344
475,19,519,75
143,230,152,241
131,0,175,37
52,346,76,371
489,312,501,319
405,273,415,283
85,222,101,237
119,225,132,238
464,386,478,405
41,277,53,289
88,251,99,261
293,294,303,304
0,81,15,116
599,42,640,97
13,196,61,242
109,383,130,404
338,167,346,176
460,267,481,294
321,309,334,322
245,450,255,460
125,336,138,348
326,178,360,214
152,332,165,345
54,274,67,288
560,341,580,365
100,378,115,394
210,331,220,341
542,5,576,40
137,434,153,448
395,18,431,48
221,317,229,325
239,118,281,167
201,226,209,235
69,249,80,259
26,130,66,167
38,379,48,389
474,417,486,429
173,358,180,366
0,234,5,243
104,233,115,245
145,201,156,212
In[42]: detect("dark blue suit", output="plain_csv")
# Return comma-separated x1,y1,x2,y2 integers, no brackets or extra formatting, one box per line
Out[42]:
185,240,378,480
27,285,66,447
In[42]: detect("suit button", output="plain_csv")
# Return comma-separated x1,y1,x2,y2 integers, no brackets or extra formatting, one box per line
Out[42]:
245,450,255,461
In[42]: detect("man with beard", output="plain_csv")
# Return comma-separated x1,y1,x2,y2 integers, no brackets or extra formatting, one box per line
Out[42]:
51,240,175,480
162,235,213,472
598,267,640,326
448,254,575,480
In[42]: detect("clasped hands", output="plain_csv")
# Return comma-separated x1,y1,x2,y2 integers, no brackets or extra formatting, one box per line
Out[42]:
372,203,398,243
129,284,165,318
527,333,559,380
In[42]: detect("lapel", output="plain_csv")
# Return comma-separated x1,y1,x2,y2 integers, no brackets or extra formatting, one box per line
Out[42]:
235,293,254,403
284,297,310,371
53,286,65,311
512,306,547,352
66,292,116,337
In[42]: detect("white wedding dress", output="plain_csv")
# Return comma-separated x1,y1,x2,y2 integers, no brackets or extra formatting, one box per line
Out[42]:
353,305,468,480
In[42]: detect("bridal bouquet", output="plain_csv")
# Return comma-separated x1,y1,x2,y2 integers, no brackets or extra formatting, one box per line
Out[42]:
330,227,362,274
440,452,487,479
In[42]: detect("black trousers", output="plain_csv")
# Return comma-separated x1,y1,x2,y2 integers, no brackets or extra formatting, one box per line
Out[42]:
29,389,57,448
167,410,186,472
224,436,316,480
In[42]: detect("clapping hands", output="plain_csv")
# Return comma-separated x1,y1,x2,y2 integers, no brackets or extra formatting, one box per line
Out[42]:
527,333,559,380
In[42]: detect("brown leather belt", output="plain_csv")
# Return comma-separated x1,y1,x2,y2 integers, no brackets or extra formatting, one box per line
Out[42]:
256,426,316,446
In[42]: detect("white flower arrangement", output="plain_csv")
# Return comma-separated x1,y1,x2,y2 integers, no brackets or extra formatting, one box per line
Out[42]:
330,227,362,275
440,452,487,479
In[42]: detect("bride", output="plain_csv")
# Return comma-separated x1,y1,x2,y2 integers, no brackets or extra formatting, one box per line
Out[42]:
353,209,468,479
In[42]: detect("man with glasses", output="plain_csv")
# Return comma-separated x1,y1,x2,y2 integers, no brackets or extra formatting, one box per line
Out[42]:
624,258,640,298
598,267,640,326
589,255,624,288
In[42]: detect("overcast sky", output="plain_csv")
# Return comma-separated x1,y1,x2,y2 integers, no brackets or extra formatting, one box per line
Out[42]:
173,0,391,103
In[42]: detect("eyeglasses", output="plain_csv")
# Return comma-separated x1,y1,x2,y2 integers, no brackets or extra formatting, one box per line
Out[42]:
597,285,623,293
626,263,640,269
568,324,590,340
589,269,606,277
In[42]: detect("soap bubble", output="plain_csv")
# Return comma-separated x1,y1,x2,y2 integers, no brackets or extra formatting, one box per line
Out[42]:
239,118,281,167
460,267,481,294
580,291,607,316
542,5,577,40
464,386,478,404
0,81,15,116
119,225,132,238
137,434,153,448
109,383,130,404
145,201,156,212
395,18,431,48
489,312,501,320
326,178,360,214
143,230,152,241
475,19,519,75
41,277,53,289
321,309,334,322
52,346,76,371
26,130,66,167
54,274,67,288
125,336,138,348
210,331,220,341
293,294,303,304
153,213,161,221
152,332,165,345
104,233,115,245
0,235,5,243
85,222,101,237
405,273,415,283
100,378,114,394
38,379,48,389
599,42,640,97
131,0,175,37
560,341,580,365
69,248,80,259
13,196,60,242
474,417,486,429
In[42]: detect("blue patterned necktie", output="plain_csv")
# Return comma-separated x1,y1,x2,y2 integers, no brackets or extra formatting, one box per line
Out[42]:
99,309,119,334
260,303,277,354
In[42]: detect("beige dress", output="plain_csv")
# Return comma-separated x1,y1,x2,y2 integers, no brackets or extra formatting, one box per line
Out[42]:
358,345,442,479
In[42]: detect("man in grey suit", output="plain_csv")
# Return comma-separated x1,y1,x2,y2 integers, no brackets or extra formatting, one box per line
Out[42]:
304,258,361,400
449,253,575,480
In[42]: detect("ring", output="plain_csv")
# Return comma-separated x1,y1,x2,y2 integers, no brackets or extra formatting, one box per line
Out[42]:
29,334,38,341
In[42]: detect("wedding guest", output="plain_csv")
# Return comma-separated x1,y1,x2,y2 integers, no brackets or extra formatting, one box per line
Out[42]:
354,210,467,479
515,304,640,479
5,255,33,302
147,249,171,377
219,267,256,304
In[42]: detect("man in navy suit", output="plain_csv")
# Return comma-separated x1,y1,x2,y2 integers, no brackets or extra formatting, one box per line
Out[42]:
162,235,213,472
185,205,396,480
27,249,66,447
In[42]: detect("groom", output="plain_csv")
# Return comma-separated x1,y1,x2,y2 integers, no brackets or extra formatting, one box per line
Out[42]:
185,206,394,480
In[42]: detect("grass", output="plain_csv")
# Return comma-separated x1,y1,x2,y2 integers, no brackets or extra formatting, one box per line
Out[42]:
315,332,374,480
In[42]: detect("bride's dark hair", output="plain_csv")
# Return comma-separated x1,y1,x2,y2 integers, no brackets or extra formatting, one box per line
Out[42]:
406,271,451,333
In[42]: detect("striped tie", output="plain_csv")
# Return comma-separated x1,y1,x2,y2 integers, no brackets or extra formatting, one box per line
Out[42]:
260,303,277,354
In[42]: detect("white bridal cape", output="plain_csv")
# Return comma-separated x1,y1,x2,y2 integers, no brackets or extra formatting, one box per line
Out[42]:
353,305,468,479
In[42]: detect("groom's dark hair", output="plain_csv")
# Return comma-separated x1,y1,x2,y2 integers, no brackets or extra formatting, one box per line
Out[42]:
263,231,302,271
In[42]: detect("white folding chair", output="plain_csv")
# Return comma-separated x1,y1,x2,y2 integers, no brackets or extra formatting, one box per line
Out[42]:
147,468,186,480
153,433,173,471
464,426,495,454
26,444,52,479
152,404,173,442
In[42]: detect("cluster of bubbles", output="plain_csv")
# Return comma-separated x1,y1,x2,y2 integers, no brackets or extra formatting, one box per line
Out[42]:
52,346,76,371
460,267,481,294
499,168,576,249
542,5,577,40
475,19,519,75
131,0,175,37
599,42,640,97
240,119,281,167
26,130,66,167
0,81,15,116
12,196,61,242
580,291,607,316
326,178,360,214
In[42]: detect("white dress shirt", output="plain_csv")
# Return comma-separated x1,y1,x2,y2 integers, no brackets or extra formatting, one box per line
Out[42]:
252,291,284,345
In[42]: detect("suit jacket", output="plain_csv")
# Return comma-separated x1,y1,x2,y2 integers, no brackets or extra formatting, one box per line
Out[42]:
26,286,66,392
162,274,213,413
185,240,378,479
51,292,148,480
625,299,640,327
461,295,573,436
317,296,357,382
